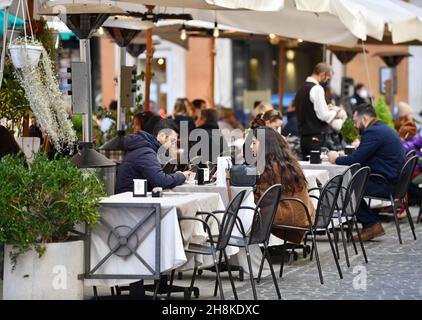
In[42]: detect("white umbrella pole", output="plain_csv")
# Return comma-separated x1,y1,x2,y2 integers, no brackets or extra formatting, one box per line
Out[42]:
80,39,93,142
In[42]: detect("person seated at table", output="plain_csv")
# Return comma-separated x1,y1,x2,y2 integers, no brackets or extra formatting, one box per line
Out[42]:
172,98,196,133
194,109,229,164
327,103,406,241
252,126,315,244
0,125,23,160
115,119,191,193
132,111,155,133
262,109,283,133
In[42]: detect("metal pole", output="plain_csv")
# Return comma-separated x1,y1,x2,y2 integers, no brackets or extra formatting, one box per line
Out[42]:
144,5,155,112
210,37,216,109
390,67,395,111
80,39,93,142
278,41,286,113
117,47,126,130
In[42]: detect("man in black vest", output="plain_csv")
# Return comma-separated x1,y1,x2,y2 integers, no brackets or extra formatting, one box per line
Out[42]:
295,63,342,159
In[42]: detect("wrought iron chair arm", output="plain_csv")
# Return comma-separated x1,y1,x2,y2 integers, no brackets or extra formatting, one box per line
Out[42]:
196,211,221,230
178,217,215,246
279,197,313,228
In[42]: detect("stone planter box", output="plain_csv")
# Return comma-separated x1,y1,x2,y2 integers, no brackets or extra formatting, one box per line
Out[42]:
3,240,84,300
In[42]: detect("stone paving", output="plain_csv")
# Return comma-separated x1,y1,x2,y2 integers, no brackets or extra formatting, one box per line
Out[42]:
1,207,421,300
153,207,422,300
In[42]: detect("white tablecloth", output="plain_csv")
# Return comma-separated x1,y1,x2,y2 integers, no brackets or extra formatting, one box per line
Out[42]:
84,192,225,287
299,161,349,179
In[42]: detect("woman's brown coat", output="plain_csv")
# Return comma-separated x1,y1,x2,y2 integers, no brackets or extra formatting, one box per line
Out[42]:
254,164,316,244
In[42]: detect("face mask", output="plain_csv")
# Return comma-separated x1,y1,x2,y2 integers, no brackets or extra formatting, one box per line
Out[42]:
358,90,368,99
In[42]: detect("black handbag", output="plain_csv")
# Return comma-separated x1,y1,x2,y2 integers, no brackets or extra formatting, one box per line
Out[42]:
229,164,258,187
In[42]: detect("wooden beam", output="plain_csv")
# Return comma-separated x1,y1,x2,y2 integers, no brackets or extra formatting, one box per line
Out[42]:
278,41,286,113
144,5,154,112
210,37,216,109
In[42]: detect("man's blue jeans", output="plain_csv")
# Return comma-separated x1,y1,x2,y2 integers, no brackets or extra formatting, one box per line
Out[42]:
356,177,391,228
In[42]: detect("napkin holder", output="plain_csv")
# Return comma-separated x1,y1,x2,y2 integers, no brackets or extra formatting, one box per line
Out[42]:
133,179,147,197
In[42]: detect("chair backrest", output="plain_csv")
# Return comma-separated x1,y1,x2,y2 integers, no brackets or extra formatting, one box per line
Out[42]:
248,184,284,245
342,167,371,218
406,150,417,158
338,163,361,208
394,155,418,199
314,174,343,229
216,190,247,250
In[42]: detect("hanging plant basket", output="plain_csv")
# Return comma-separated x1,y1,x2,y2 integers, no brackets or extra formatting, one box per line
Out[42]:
8,44,43,69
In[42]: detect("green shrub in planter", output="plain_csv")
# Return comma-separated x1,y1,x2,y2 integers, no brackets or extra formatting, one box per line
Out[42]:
340,118,359,144
0,153,106,268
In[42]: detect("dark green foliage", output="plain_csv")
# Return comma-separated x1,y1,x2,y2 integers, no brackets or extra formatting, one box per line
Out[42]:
340,118,359,144
0,153,106,267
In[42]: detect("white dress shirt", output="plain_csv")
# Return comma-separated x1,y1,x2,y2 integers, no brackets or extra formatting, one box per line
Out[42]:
306,76,337,123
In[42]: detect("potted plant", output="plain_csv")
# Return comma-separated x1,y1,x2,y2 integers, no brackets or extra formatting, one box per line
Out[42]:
375,96,395,130
0,153,106,300
8,36,43,69
340,118,359,145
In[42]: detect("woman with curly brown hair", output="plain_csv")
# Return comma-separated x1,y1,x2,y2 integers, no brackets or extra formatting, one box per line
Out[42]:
252,126,315,244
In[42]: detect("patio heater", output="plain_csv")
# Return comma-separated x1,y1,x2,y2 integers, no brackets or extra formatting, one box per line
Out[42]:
329,46,367,102
63,13,117,195
374,51,412,110
98,25,141,163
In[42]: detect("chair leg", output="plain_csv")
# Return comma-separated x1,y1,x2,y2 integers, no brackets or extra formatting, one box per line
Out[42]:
339,220,351,268
188,267,198,299
310,238,315,261
257,245,266,284
245,245,258,300
405,201,417,240
279,238,287,278
211,249,225,300
213,250,223,297
391,197,403,244
331,220,340,259
346,216,358,255
167,269,176,298
223,250,238,300
354,217,368,263
264,243,281,300
153,279,160,300
326,228,343,279
93,286,98,300
311,230,324,285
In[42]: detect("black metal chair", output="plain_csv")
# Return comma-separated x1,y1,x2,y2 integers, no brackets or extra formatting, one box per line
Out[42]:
170,190,247,300
406,150,417,158
333,167,371,268
366,156,418,244
272,174,344,285
223,184,284,300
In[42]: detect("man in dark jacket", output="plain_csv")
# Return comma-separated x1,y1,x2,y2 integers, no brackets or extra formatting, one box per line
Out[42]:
115,120,190,193
328,104,406,241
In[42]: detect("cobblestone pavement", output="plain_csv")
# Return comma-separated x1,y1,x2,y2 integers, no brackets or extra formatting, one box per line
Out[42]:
226,207,422,300
1,207,421,300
